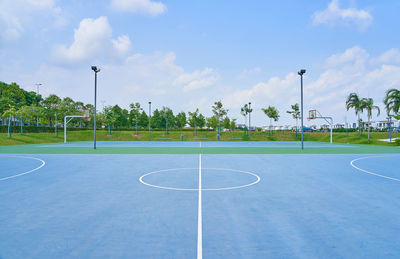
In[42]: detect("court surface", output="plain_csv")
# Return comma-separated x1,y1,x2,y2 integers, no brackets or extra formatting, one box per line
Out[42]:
1,141,400,258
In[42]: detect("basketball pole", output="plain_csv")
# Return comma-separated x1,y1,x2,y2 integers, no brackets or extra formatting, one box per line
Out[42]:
298,69,306,150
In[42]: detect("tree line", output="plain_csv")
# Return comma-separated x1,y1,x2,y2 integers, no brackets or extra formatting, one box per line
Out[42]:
345,89,400,142
0,81,240,133
2,81,399,138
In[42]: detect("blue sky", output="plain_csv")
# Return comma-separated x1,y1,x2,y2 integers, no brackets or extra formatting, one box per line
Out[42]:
1,0,400,126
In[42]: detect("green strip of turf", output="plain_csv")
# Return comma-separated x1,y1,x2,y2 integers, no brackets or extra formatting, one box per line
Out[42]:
0,143,399,154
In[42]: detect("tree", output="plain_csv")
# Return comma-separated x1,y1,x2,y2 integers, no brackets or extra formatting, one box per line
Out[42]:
197,113,205,128
383,88,400,115
138,111,149,128
159,107,175,134
240,103,252,132
0,82,26,108
42,94,61,127
110,105,128,127
84,104,94,128
29,105,44,126
229,118,237,130
129,102,142,134
223,117,231,129
103,105,116,135
151,109,163,128
16,106,31,134
188,108,204,135
2,106,17,138
206,116,218,129
262,106,280,134
286,103,300,135
175,112,187,129
360,98,380,143
212,101,228,134
346,93,363,135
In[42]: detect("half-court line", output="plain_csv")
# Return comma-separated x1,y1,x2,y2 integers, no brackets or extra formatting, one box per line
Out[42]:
197,154,203,259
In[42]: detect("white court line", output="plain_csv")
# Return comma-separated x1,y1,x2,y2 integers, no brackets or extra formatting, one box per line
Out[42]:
0,156,45,181
350,155,400,182
199,142,202,148
197,154,203,259
138,167,260,191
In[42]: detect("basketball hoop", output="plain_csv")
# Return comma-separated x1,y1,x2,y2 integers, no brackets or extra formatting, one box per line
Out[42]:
83,110,91,121
306,109,334,144
308,110,316,120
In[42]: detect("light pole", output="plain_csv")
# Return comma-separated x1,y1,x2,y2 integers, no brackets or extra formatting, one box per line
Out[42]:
148,102,151,141
35,83,42,95
55,112,58,137
91,66,100,149
35,83,42,126
298,69,306,150
248,102,252,141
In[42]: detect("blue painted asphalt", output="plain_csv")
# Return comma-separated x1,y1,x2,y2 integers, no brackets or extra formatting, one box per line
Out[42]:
1,154,400,258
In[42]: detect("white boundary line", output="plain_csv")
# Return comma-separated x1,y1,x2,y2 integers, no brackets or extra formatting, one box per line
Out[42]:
350,155,400,182
139,167,261,191
197,154,202,259
0,156,45,181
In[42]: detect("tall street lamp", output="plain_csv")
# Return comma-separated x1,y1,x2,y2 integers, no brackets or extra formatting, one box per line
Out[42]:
298,69,306,150
91,66,100,149
148,102,152,141
248,102,252,141
35,83,42,126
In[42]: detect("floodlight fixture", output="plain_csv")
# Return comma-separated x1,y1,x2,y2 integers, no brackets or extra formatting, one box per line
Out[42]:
298,69,306,75
91,66,100,73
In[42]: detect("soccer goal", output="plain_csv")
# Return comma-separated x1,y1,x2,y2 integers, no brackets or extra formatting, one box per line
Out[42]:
64,111,90,143
308,109,334,144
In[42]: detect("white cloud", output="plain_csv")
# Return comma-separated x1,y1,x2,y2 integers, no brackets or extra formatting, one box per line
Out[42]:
312,0,372,30
0,0,65,42
173,68,220,92
51,16,131,64
111,0,167,16
223,46,400,126
371,48,400,65
325,46,368,68
3,46,400,127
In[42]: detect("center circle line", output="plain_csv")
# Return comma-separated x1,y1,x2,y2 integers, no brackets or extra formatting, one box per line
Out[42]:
139,167,261,191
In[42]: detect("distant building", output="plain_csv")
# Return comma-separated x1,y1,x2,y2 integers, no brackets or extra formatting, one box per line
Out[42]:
334,123,345,129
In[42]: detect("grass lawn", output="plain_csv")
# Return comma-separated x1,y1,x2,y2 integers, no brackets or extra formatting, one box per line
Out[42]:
0,130,399,146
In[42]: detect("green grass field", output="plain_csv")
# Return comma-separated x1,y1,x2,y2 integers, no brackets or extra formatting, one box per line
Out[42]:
0,130,398,146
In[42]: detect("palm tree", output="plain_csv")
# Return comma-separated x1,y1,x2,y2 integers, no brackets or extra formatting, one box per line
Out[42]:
346,93,363,135
360,98,380,143
383,88,400,115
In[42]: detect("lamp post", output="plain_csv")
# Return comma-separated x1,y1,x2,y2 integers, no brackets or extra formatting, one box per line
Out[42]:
248,102,252,141
91,66,100,149
35,83,42,126
148,102,152,141
298,69,306,150
55,112,58,137
35,83,42,95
